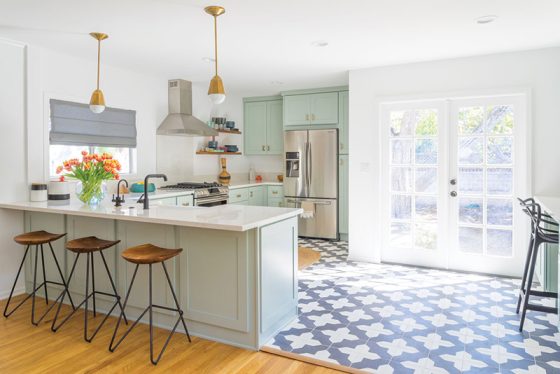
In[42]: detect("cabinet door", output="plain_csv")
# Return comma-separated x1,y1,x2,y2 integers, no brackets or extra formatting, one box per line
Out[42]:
266,100,283,154
283,95,310,126
268,197,284,207
310,92,339,125
338,155,349,236
153,197,177,206
177,195,194,207
248,186,266,206
339,91,349,154
244,102,268,155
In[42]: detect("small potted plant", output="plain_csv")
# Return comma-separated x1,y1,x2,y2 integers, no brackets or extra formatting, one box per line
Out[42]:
56,151,121,205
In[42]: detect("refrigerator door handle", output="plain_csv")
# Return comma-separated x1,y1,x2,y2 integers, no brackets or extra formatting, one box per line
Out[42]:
308,141,312,186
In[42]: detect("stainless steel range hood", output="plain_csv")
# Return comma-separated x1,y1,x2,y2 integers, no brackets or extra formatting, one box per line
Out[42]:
157,79,218,136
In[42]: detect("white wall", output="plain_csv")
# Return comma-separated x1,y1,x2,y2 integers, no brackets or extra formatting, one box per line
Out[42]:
0,39,27,298
348,47,560,262
157,84,283,182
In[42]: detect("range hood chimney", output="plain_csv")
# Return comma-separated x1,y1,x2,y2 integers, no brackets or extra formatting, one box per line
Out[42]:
157,79,218,136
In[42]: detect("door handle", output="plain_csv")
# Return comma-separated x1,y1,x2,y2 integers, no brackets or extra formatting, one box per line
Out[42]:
267,145,270,151
262,145,265,151
250,191,253,197
450,191,457,197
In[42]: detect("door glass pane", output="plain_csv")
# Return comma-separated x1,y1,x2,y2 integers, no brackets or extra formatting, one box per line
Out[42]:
415,168,437,193
459,227,483,254
415,139,437,164
415,110,438,136
458,137,483,164
415,196,437,222
458,167,483,194
487,168,513,195
459,198,483,224
391,195,412,220
391,223,412,248
487,229,513,256
415,223,437,250
390,111,413,137
487,137,513,164
487,199,513,226
486,105,514,134
391,139,413,164
458,106,484,134
391,167,412,192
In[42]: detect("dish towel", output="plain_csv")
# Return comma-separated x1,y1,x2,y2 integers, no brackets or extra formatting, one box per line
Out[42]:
301,201,315,219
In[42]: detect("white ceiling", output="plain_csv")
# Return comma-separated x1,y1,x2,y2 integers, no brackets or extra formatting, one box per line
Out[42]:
1,0,560,95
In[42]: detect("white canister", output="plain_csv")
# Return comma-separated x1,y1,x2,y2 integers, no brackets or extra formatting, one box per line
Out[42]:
48,181,70,201
30,183,48,202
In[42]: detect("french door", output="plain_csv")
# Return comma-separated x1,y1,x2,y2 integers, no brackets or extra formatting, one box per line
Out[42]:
381,95,528,277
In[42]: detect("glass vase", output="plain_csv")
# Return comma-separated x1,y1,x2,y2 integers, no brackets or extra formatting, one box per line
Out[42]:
75,180,107,205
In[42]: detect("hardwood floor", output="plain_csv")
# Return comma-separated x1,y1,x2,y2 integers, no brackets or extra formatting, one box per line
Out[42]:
0,295,343,374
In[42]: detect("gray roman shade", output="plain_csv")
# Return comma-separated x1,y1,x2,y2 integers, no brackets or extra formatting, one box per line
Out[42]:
49,99,137,147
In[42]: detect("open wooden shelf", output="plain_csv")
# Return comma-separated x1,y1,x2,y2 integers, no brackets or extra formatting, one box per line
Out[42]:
196,151,242,155
216,129,242,134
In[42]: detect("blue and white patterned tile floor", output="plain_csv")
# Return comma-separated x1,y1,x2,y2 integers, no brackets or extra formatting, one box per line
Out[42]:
264,239,560,373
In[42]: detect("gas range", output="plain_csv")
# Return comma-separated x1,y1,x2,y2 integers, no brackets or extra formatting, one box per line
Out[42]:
159,182,229,206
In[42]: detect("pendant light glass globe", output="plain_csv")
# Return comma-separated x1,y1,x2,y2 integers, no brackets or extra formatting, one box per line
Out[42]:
209,93,226,105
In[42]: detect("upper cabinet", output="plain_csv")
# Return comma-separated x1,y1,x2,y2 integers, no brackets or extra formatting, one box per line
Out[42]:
244,97,283,155
339,91,349,155
283,92,339,126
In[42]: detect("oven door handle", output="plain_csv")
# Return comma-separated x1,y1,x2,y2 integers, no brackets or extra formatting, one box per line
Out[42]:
195,195,229,206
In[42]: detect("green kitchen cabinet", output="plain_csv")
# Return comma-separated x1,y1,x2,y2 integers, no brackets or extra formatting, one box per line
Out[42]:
283,92,339,127
339,155,349,240
248,186,266,206
243,97,283,155
339,91,349,155
177,195,194,207
268,197,284,208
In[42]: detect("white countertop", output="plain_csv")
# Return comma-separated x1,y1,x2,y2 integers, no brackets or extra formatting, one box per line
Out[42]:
228,182,283,189
534,195,560,221
0,200,302,232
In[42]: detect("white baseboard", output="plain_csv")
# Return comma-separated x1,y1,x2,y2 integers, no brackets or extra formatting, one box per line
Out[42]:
347,255,379,264
0,287,25,301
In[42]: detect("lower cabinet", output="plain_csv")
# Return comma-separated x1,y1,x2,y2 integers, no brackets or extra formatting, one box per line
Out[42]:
229,185,284,207
248,186,266,206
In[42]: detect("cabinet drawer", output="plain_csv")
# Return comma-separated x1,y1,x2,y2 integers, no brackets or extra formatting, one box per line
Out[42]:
229,188,249,204
267,185,284,199
152,197,177,206
268,197,284,207
177,195,194,207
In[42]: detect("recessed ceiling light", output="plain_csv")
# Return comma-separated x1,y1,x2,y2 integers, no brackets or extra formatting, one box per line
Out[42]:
270,81,284,85
202,57,215,63
476,15,498,24
311,40,329,48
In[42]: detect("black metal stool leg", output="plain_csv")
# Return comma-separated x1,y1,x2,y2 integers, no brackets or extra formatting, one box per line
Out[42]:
47,242,76,310
31,245,39,325
51,254,81,331
517,234,534,313
520,237,540,331
109,264,141,352
91,253,96,317
84,252,90,342
149,264,155,364
162,262,191,342
3,245,31,318
99,251,128,325
40,244,49,305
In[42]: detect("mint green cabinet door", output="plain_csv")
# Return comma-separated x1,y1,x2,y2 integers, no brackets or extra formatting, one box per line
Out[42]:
244,102,268,155
310,92,338,125
248,186,266,206
339,155,349,237
284,95,310,126
266,100,283,154
339,91,349,154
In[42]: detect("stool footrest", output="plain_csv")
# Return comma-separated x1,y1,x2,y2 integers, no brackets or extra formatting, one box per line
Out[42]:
526,303,558,314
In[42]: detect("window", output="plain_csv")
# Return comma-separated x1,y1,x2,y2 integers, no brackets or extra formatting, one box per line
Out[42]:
48,99,137,177
49,145,136,177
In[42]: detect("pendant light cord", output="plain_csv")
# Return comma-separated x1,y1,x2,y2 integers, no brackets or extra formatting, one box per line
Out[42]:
96,39,101,90
214,15,218,76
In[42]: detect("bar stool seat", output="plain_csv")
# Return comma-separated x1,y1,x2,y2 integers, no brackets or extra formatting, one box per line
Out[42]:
51,236,127,342
4,231,75,326
14,230,66,245
66,236,120,253
110,243,190,365
121,244,182,264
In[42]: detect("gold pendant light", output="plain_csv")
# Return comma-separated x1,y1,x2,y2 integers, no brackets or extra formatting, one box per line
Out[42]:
205,6,226,105
89,32,108,113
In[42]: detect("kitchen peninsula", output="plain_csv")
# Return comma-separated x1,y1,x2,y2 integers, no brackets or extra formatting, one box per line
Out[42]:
0,200,302,350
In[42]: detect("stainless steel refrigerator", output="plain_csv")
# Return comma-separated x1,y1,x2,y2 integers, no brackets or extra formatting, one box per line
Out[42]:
283,129,338,240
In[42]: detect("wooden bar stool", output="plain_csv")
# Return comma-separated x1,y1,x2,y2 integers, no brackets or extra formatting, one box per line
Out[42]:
3,230,75,325
51,236,128,342
516,198,559,331
109,243,191,365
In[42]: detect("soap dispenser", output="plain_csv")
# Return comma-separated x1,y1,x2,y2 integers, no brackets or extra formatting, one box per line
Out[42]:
249,165,256,182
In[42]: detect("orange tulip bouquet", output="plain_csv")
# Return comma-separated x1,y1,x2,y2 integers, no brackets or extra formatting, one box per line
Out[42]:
56,151,121,205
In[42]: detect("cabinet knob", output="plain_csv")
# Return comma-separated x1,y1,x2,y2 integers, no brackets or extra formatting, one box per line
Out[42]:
272,191,278,195
237,194,241,198
250,191,253,197
267,145,270,151
182,203,190,206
